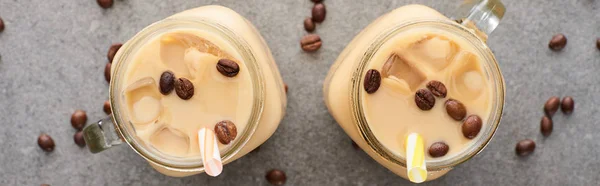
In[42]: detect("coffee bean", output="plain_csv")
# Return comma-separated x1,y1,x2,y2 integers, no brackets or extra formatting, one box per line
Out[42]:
74,131,86,147
159,71,175,95
107,43,122,63
415,89,435,110
174,78,194,100
310,0,323,3
214,120,238,145
216,59,240,77
300,34,322,52
540,116,553,137
515,139,535,156
71,110,87,131
544,96,560,117
266,169,286,186
597,38,600,50
103,100,111,114
445,99,467,121
462,115,482,139
0,17,5,32
560,96,575,115
364,69,381,94
304,18,316,32
38,133,55,152
426,80,447,98
97,0,113,9
104,62,111,83
284,83,288,94
549,34,567,51
312,3,326,23
428,142,449,158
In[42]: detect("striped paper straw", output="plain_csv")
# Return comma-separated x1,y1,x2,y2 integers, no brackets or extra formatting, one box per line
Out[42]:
405,133,427,183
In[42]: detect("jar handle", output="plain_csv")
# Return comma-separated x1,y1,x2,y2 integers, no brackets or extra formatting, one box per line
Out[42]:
453,0,506,39
83,116,123,153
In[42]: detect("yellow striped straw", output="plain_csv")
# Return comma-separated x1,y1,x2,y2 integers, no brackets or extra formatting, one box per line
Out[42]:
405,133,427,183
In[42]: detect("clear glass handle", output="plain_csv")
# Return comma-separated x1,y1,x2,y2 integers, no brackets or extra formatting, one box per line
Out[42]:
453,0,506,39
83,116,123,153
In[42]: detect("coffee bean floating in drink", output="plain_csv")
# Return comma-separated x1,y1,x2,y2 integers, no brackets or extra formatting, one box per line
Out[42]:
97,0,113,9
300,34,322,52
428,142,449,158
265,169,287,186
561,96,574,115
174,78,194,100
462,115,482,139
311,3,326,23
103,100,111,114
304,17,315,32
543,96,560,117
426,80,447,98
74,131,86,147
445,99,467,121
415,89,435,110
71,110,88,131
104,62,111,83
364,69,381,94
216,59,240,77
38,133,55,152
159,71,175,95
540,116,553,137
515,139,535,156
548,33,567,51
107,43,122,63
214,120,238,145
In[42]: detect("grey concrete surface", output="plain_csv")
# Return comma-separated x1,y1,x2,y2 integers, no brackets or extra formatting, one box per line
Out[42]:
0,0,599,185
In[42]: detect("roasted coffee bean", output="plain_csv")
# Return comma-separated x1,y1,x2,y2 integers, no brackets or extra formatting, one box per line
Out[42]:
103,100,111,114
159,71,175,95
97,0,113,9
445,99,467,121
304,18,315,32
462,115,482,139
310,0,323,3
71,110,88,131
107,43,122,63
214,120,238,145
174,78,194,100
415,89,435,110
74,131,86,147
364,69,381,94
561,96,574,115
312,3,326,23
284,84,288,94
0,17,4,32
429,142,449,158
516,139,535,156
216,59,240,77
300,34,322,52
38,133,55,152
597,38,600,50
266,169,287,186
426,80,447,98
104,62,111,83
549,34,567,51
544,96,560,117
540,116,553,137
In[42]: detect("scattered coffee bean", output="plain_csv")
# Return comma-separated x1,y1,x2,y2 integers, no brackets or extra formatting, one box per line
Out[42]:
38,133,55,152
304,18,316,32
266,169,287,186
71,110,88,131
300,34,322,52
597,38,600,50
561,96,574,115
74,131,86,147
284,83,288,94
0,17,4,32
415,89,435,110
352,141,360,150
159,71,175,95
426,80,447,98
540,116,553,137
462,115,482,139
311,3,326,23
310,0,323,3
428,142,449,158
97,0,113,9
445,99,467,121
214,120,238,145
364,69,381,94
103,100,111,114
104,62,111,83
174,78,194,100
216,59,240,77
107,43,122,63
549,34,567,51
515,139,535,156
543,96,560,117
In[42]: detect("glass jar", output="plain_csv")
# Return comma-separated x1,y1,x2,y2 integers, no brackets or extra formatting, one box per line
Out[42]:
323,1,505,182
83,5,287,177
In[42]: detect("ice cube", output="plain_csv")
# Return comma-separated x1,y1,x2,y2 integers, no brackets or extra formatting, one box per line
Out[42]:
123,77,162,125
381,53,427,91
150,126,190,156
408,35,460,72
183,48,219,80
381,77,412,95
160,35,190,77
162,33,235,60
124,77,155,93
447,51,485,99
